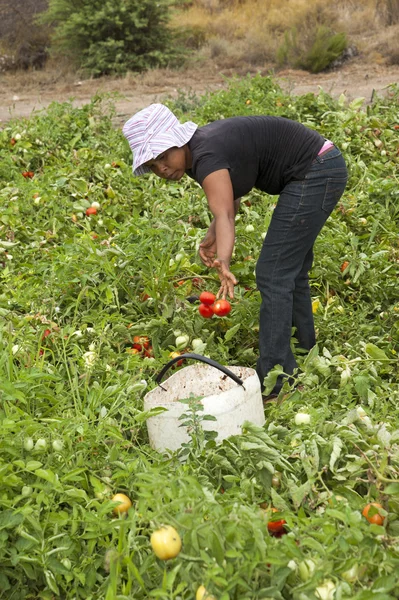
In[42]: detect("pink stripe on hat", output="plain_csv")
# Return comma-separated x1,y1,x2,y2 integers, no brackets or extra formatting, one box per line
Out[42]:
122,104,198,176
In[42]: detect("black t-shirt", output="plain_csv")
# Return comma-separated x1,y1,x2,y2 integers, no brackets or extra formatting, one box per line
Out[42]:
186,116,325,198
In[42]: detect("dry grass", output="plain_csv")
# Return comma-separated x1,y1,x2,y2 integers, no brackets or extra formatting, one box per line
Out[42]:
171,0,398,66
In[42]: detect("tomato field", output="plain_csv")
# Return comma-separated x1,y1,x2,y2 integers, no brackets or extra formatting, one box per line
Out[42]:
0,76,399,599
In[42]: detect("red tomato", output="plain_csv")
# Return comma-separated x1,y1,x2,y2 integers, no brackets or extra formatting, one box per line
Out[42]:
128,348,140,355
212,299,231,317
267,518,286,533
133,335,150,350
198,303,214,318
86,207,97,216
192,277,203,288
199,291,216,305
267,508,286,534
340,261,350,272
362,502,385,525
169,351,183,367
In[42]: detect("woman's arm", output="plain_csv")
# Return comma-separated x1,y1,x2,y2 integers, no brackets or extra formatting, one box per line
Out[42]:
201,169,238,298
199,197,241,266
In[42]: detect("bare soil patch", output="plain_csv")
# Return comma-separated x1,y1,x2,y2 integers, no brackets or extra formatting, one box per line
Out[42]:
0,57,398,127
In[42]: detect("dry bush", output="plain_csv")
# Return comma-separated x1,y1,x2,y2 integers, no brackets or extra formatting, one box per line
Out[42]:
373,23,399,64
0,0,50,71
376,0,399,24
172,0,399,70
0,55,82,89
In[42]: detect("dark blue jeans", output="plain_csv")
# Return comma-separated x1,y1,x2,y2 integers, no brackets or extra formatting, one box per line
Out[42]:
255,146,348,393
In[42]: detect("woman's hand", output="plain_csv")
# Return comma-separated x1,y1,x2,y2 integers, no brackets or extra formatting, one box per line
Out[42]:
199,229,217,267
212,259,238,299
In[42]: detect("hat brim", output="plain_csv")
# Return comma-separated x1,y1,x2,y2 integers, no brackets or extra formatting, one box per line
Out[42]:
132,122,197,176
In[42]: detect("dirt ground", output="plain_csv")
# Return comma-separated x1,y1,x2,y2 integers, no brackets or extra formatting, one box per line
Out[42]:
0,58,398,126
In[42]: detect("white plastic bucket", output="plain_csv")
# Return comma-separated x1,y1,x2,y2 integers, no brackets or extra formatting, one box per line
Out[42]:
143,353,265,452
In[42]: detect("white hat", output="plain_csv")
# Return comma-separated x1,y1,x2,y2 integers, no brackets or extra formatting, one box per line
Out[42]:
122,103,198,176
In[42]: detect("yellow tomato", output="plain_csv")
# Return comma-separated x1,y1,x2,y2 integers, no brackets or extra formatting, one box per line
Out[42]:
111,493,132,515
312,299,320,314
196,585,216,600
150,525,182,560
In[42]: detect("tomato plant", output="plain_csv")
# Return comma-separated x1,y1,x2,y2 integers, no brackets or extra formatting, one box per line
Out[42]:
0,74,398,599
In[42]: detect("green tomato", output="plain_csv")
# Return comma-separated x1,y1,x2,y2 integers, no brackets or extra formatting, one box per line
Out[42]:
342,564,359,582
61,558,72,570
295,412,311,425
175,334,189,349
35,438,47,451
299,559,316,581
24,438,34,451
315,580,336,600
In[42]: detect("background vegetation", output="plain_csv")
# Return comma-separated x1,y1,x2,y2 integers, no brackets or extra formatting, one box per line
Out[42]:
0,0,398,76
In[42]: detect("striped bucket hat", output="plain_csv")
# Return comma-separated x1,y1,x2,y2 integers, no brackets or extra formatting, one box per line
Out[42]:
122,103,198,176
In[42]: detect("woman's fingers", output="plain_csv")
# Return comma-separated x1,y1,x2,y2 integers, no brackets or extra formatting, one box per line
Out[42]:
215,265,237,299
199,246,215,266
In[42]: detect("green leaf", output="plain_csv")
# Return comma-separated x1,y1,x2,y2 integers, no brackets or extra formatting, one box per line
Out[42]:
0,572,10,590
44,569,59,594
25,461,43,471
224,323,240,341
35,468,58,485
262,364,284,394
364,343,388,361
383,483,399,495
329,437,343,471
0,510,24,530
354,374,370,400
290,480,312,508
63,488,89,502
210,529,225,565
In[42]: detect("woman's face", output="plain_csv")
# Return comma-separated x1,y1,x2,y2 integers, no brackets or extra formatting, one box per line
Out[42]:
144,146,190,180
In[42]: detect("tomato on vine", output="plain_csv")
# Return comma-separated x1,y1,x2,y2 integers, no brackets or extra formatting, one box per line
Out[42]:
198,303,214,318
212,299,231,317
199,291,216,305
362,502,385,525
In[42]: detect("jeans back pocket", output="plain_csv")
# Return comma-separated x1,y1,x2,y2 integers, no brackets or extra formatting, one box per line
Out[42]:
322,176,348,214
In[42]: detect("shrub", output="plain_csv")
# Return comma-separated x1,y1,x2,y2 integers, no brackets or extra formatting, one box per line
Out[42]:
277,25,347,73
37,0,181,76
174,24,208,49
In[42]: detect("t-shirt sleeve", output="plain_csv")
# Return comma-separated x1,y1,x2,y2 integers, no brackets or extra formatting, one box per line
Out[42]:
192,153,231,186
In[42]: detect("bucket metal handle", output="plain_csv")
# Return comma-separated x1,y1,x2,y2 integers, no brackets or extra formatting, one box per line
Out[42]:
155,353,244,388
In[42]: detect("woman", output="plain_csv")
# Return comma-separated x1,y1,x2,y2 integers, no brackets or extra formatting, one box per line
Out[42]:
123,103,348,398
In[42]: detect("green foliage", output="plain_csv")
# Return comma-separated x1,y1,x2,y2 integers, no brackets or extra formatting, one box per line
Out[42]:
37,0,181,76
0,76,398,597
277,25,347,73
